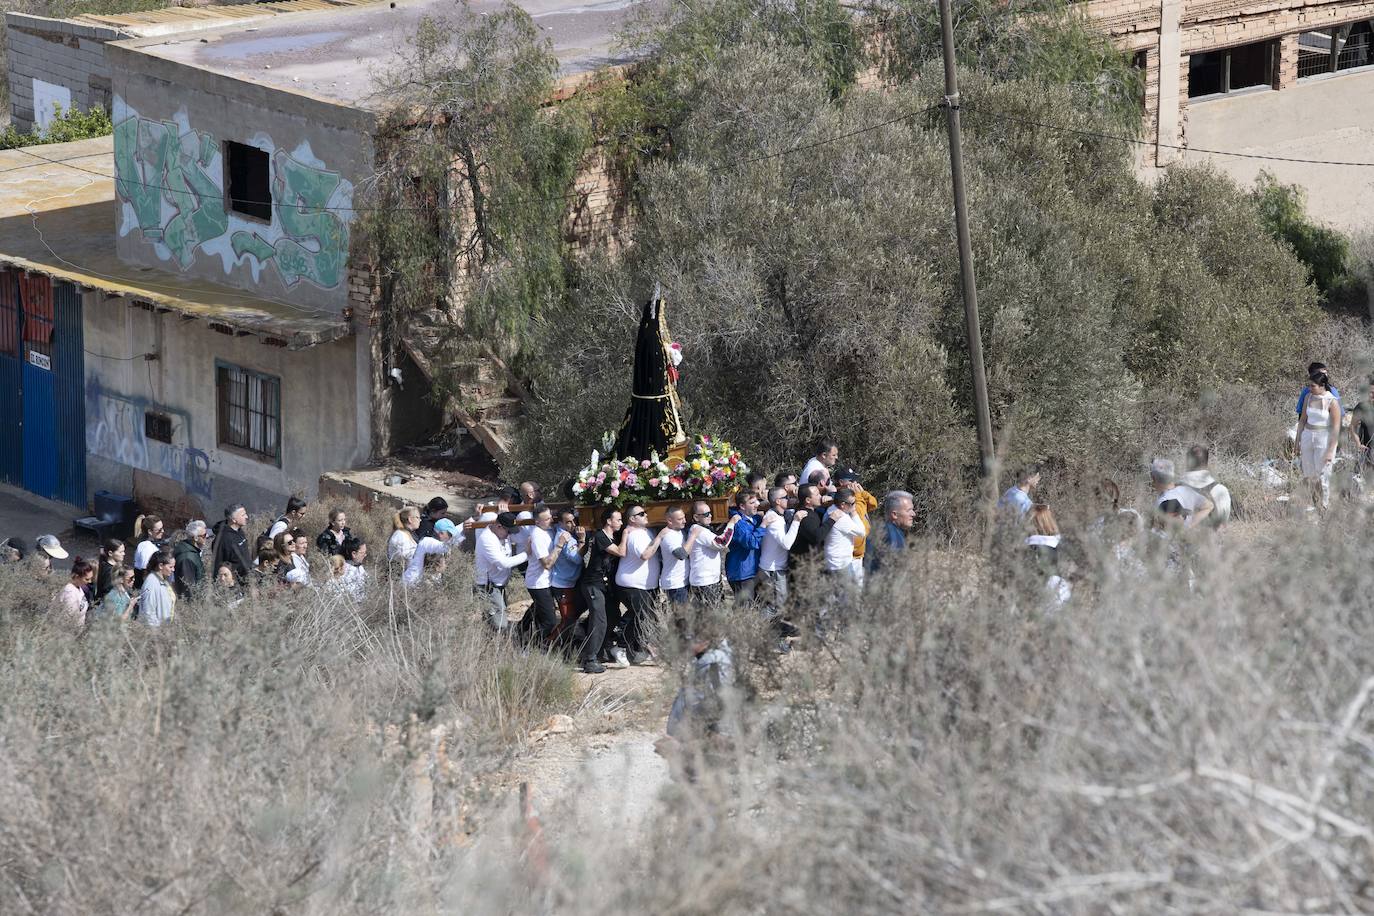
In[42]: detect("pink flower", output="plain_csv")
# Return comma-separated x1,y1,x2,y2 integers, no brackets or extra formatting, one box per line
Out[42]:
640,460,651,469
610,485,620,496
649,478,660,487
596,472,607,484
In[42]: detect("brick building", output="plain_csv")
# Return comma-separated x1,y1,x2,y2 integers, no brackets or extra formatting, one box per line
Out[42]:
1083,0,1374,228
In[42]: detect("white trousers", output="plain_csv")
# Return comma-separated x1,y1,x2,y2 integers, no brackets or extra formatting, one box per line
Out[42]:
1301,427,1332,507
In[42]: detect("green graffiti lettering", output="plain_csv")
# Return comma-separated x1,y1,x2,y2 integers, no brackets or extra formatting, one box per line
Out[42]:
161,126,228,268
114,116,162,231
269,151,346,289
112,109,349,291
114,115,227,268
230,231,277,263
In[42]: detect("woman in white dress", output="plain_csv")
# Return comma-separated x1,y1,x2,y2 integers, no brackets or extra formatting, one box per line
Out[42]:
1296,368,1340,511
387,507,422,568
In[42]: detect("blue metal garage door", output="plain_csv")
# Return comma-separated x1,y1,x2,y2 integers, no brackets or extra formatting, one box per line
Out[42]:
0,269,86,507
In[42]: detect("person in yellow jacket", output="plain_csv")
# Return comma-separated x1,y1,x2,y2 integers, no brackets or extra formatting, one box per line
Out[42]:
834,468,876,584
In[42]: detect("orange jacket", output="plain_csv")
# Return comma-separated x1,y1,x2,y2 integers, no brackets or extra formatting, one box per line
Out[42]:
851,486,876,559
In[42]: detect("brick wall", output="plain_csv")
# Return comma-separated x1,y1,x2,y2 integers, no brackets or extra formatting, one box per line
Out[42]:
4,13,126,134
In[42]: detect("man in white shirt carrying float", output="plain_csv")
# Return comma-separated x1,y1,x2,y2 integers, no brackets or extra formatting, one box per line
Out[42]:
518,506,570,646
615,504,667,666
687,501,732,606
759,487,807,642
475,512,528,632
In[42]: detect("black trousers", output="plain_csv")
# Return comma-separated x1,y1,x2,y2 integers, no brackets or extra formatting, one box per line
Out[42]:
524,587,559,643
619,586,659,656
577,580,610,663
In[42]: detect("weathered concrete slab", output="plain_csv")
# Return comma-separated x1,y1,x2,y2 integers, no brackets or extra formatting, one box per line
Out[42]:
115,0,662,111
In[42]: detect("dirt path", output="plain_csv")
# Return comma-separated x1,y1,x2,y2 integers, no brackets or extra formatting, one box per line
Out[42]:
484,661,674,845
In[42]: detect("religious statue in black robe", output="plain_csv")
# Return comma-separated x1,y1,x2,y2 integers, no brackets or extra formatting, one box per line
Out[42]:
613,294,686,460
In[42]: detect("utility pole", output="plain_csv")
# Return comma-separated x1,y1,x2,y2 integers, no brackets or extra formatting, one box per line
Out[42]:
937,0,996,478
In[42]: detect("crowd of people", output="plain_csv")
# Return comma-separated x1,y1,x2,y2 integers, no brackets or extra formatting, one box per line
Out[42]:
16,500,373,630
377,441,919,674
22,359,1367,665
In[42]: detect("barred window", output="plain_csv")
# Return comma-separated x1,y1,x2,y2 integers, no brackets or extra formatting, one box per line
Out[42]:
216,362,280,462
1298,21,1374,79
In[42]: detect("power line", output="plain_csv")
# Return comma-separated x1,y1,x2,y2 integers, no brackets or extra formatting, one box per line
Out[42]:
16,175,338,316
960,102,1374,168
3,102,943,216
4,100,944,313
704,103,941,173
3,143,604,213
84,348,154,361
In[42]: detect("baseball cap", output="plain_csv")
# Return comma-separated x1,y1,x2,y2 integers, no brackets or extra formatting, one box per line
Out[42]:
834,467,860,483
36,534,67,560
495,512,518,530
434,518,459,537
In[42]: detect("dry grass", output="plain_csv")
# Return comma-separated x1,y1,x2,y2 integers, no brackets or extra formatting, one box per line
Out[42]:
3,497,1374,913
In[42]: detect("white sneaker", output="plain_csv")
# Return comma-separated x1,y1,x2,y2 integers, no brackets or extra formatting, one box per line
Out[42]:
610,648,630,669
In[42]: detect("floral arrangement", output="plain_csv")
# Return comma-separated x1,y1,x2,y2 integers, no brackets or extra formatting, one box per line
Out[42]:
572,434,748,507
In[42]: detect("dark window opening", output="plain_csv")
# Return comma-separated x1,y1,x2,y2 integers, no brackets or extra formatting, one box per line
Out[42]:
1188,40,1276,98
1229,41,1271,89
145,411,173,444
225,141,271,221
216,363,281,462
1299,20,1374,78
1189,50,1226,97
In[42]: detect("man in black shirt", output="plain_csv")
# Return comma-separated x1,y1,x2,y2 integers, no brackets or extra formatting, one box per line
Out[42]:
416,497,449,540
788,484,826,569
211,504,252,583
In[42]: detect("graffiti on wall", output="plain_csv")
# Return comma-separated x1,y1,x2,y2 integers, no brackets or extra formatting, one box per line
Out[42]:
112,96,353,291
86,381,213,501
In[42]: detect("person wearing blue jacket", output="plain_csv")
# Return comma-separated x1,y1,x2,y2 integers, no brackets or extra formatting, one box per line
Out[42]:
725,491,764,604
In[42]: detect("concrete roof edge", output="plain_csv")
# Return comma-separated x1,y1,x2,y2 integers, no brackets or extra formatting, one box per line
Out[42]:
5,11,130,40
107,38,379,133
0,253,352,350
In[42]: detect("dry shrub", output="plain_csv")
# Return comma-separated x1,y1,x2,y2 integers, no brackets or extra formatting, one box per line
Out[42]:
6,501,1374,913
492,513,1374,914
0,533,574,915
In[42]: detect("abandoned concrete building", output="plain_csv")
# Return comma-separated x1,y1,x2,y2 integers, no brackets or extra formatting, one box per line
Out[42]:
1083,0,1374,229
0,0,632,518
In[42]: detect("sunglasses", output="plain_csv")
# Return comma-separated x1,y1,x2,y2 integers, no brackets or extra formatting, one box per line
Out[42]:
694,511,712,517
630,511,646,518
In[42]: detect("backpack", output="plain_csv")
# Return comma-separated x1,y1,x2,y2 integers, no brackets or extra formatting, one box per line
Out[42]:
1183,479,1231,527
261,515,289,543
